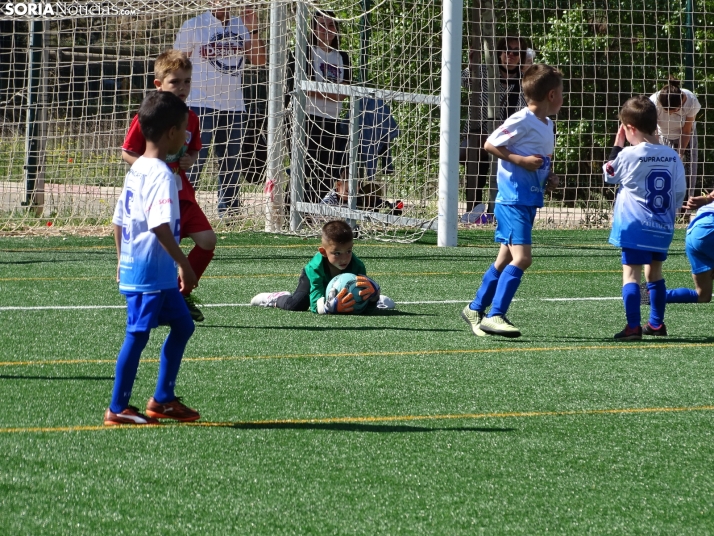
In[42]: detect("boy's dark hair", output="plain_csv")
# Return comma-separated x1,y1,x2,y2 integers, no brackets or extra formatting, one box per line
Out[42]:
322,220,353,245
496,36,530,66
154,49,192,81
619,95,658,135
311,9,340,49
138,91,188,143
657,77,683,110
522,64,562,102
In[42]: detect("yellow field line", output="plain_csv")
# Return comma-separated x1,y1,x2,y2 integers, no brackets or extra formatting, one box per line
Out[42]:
1,404,712,434
2,341,713,368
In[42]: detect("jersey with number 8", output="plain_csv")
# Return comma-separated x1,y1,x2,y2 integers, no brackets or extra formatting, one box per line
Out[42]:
604,142,686,253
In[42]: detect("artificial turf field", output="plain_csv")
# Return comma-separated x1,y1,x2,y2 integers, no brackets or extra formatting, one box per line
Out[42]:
1,229,713,535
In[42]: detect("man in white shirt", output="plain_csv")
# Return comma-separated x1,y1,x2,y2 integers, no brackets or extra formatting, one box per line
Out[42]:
174,4,266,215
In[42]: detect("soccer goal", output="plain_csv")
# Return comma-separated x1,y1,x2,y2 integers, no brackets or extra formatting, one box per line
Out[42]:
0,0,710,240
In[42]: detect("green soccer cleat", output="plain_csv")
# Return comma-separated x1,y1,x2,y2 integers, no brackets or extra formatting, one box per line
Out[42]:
461,305,486,337
642,322,667,337
184,294,205,322
479,315,521,338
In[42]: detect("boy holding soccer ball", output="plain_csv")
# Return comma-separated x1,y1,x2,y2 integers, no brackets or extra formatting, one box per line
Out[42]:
251,220,395,313
604,96,686,340
461,64,563,338
106,92,200,425
122,50,216,323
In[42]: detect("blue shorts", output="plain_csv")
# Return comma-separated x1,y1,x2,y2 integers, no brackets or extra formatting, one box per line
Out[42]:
685,218,714,274
621,248,668,266
124,288,190,332
494,204,537,245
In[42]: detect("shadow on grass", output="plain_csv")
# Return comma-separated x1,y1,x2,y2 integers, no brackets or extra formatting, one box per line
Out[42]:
229,422,516,433
528,335,714,344
0,375,113,381
198,325,462,333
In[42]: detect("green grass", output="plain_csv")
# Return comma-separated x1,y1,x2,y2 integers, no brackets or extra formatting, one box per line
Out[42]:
1,230,713,534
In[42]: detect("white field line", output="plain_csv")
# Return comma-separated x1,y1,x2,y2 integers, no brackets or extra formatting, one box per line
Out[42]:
0,297,622,311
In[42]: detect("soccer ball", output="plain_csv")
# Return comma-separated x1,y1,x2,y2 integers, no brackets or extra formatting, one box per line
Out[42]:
326,273,369,313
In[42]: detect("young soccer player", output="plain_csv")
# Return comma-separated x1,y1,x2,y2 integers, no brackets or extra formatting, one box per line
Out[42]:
122,50,216,323
461,64,563,338
603,95,686,340
250,220,395,313
105,91,201,425
656,191,714,304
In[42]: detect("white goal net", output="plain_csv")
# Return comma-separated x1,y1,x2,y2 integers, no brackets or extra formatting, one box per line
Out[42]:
0,0,710,239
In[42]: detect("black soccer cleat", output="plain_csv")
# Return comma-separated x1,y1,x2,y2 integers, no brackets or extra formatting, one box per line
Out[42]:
642,322,667,337
614,324,642,341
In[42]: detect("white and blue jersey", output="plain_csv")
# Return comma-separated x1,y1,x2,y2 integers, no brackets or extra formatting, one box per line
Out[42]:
603,142,686,252
486,107,555,208
112,157,181,293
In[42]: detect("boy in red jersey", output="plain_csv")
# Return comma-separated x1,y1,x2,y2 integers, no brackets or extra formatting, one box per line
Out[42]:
122,50,216,322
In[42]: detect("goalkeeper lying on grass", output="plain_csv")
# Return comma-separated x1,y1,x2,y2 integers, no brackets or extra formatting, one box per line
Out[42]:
250,220,395,313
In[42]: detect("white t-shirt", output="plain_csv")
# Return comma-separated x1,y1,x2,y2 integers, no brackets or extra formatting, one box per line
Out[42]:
486,107,555,207
112,157,181,293
649,88,701,141
603,143,686,252
306,46,347,119
174,10,251,112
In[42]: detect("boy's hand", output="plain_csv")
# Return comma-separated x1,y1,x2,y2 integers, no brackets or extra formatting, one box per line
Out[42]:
355,275,380,301
544,172,559,193
116,262,121,283
614,124,627,147
178,262,198,294
518,154,545,171
326,288,355,314
178,153,194,171
685,194,714,211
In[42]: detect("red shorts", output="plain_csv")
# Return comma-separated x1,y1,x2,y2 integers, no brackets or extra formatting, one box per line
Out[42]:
180,199,212,240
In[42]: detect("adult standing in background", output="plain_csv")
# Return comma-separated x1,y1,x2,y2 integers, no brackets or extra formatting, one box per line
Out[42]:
300,10,351,203
650,78,701,202
174,3,266,216
460,36,529,224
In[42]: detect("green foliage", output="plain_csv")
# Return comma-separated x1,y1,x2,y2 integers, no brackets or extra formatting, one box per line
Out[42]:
464,0,713,204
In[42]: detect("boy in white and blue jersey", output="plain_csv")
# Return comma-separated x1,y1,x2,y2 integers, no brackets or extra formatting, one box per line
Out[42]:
105,92,201,426
461,64,563,338
662,191,714,304
604,95,686,340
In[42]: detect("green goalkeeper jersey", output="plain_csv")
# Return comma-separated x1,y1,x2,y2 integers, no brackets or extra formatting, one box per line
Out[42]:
304,252,367,313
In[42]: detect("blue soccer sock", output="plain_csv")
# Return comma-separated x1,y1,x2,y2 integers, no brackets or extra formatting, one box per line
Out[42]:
647,279,667,328
622,282,641,328
154,314,195,404
470,264,501,312
666,287,699,303
110,330,151,413
488,264,524,317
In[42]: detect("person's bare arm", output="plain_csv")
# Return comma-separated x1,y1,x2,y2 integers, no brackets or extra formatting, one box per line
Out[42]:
122,150,140,166
679,117,695,153
113,223,122,282
152,223,197,292
484,141,544,171
242,9,266,66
